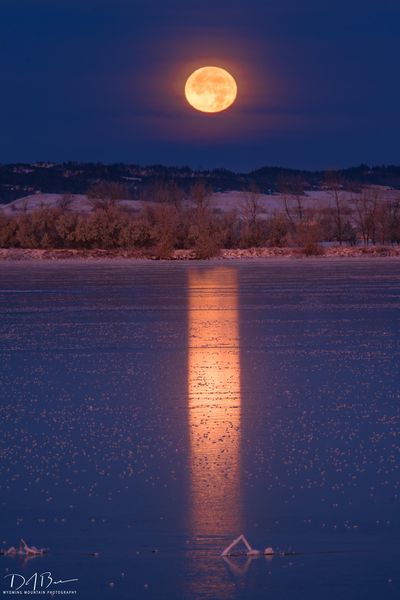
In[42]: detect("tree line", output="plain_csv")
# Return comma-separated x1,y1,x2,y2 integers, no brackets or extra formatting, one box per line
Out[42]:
1,180,400,258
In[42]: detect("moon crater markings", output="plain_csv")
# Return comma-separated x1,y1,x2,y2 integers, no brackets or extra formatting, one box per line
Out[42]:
185,66,237,113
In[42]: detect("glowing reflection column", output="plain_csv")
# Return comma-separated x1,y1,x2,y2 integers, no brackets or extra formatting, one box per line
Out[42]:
188,268,242,535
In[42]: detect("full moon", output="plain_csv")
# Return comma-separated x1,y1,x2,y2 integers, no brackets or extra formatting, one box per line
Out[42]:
184,66,237,113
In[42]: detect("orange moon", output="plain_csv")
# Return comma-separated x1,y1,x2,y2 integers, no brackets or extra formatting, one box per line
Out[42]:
184,66,237,113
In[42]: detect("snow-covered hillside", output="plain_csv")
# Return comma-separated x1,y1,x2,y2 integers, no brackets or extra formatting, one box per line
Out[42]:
212,187,399,213
0,186,398,217
0,194,143,215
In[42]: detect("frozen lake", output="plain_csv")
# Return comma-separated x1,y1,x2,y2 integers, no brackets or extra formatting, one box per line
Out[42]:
0,258,399,599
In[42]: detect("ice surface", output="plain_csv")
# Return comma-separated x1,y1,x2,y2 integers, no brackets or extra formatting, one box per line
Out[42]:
0,259,399,599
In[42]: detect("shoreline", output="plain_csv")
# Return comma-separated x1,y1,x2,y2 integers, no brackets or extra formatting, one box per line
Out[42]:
1,246,400,261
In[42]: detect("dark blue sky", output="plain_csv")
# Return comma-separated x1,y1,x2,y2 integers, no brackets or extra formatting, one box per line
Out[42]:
1,0,399,170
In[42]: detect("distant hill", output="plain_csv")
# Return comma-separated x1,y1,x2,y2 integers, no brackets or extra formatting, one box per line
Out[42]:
1,161,400,204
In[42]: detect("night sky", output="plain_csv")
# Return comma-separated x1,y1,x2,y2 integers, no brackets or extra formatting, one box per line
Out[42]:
1,0,399,170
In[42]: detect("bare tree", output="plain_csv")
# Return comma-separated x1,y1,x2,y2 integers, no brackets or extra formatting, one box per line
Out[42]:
240,184,265,246
374,198,390,245
325,172,347,245
87,181,128,210
266,213,288,247
352,187,381,245
58,193,73,211
278,175,306,233
143,202,180,258
218,209,240,249
55,212,78,247
190,181,211,212
150,181,183,207
188,181,220,258
0,214,17,247
388,197,400,244
20,198,29,214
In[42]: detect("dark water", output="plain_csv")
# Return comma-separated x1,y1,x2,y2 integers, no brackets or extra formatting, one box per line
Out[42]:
0,258,399,599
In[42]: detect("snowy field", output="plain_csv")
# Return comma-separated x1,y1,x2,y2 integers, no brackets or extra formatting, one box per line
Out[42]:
1,186,399,217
